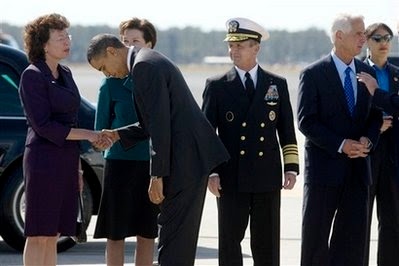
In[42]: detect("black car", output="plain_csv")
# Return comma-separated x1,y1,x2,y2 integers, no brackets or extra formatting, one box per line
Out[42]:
0,44,104,252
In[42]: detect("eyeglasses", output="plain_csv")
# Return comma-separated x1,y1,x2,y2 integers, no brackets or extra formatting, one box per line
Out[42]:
370,34,392,43
52,34,72,43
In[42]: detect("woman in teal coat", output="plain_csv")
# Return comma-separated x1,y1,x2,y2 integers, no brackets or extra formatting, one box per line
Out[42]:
93,18,159,266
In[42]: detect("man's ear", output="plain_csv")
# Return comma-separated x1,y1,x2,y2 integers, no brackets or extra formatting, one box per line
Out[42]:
106,47,117,56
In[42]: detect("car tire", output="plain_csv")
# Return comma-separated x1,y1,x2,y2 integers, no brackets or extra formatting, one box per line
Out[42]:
0,165,93,252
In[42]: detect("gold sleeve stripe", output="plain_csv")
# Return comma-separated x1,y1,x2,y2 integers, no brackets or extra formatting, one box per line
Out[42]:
284,154,299,165
282,144,299,165
283,144,298,150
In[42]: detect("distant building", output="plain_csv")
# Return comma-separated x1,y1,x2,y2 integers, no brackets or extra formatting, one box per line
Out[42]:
203,56,231,64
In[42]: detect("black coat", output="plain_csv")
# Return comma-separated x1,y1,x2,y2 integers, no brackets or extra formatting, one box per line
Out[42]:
118,48,230,193
297,55,382,186
366,60,399,181
202,66,299,192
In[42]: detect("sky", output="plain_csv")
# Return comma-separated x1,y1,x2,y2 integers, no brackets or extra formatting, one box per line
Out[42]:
1,0,399,33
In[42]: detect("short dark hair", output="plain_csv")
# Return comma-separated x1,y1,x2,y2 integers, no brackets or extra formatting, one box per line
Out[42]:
23,13,70,63
365,23,393,39
87,34,125,63
119,18,157,48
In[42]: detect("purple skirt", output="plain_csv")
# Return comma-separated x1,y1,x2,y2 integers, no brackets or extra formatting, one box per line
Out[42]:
23,141,80,236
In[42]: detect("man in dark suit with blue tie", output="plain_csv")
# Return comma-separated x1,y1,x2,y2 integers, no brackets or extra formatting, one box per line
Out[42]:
297,14,382,266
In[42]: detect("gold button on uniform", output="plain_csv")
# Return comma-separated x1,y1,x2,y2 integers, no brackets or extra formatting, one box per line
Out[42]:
259,151,264,156
242,122,247,127
260,123,265,128
241,136,246,141
260,136,264,142
240,150,245,155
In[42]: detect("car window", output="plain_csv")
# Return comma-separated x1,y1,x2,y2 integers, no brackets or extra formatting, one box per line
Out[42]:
0,62,24,116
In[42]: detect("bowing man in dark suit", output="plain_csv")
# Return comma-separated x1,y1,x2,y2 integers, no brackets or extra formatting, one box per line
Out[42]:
87,34,230,266
202,18,299,266
297,14,382,266
357,22,399,266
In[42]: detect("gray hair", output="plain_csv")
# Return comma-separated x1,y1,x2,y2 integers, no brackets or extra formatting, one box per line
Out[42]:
87,33,125,62
330,14,364,43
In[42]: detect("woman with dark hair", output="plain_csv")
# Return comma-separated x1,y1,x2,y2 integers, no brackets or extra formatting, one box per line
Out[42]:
20,13,104,266
363,22,399,266
93,18,159,266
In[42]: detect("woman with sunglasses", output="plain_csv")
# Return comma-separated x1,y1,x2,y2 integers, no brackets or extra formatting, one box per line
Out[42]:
362,22,399,266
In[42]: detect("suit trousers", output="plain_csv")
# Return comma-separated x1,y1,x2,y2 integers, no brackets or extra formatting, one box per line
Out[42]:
301,171,369,266
157,176,208,266
364,135,399,266
218,189,281,266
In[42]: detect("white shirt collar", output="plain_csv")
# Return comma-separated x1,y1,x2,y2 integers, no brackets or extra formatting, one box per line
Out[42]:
331,50,356,74
127,46,135,72
235,64,259,88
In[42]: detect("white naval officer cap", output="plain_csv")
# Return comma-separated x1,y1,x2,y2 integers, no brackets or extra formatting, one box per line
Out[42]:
224,17,269,42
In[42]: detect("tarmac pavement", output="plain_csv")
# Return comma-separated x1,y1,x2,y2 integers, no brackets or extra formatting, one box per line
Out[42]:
0,130,379,265
0,189,379,265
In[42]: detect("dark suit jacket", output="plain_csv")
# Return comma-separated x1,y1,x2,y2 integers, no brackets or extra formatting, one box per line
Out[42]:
367,61,399,180
297,55,382,186
372,62,399,116
202,66,299,192
118,48,230,192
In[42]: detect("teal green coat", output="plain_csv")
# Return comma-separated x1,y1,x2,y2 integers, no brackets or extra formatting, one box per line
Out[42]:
95,77,149,160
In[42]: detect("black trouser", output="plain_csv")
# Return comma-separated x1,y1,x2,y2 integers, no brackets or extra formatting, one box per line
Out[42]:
301,171,369,266
217,189,281,266
157,176,208,266
364,135,399,266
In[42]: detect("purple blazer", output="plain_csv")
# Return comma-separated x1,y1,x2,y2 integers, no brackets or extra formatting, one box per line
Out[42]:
19,60,82,236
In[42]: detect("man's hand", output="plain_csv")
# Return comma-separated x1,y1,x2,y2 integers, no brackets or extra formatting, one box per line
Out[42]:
208,174,222,197
148,177,165,204
342,138,370,158
92,130,118,150
283,172,296,190
357,72,379,96
380,116,393,133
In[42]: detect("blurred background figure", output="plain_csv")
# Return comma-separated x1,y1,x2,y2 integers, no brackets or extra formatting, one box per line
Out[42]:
93,18,159,266
19,13,101,266
363,22,399,266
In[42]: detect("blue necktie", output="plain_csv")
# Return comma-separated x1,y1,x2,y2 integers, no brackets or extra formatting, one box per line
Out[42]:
344,67,355,116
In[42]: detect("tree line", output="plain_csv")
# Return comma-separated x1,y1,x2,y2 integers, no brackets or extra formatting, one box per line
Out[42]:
1,23,397,64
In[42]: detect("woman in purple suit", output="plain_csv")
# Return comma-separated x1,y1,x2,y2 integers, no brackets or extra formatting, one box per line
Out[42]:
19,14,102,266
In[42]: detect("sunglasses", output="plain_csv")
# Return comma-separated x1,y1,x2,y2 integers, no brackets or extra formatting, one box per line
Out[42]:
370,34,393,43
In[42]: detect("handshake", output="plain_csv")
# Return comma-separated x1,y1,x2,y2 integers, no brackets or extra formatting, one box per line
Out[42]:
88,129,120,151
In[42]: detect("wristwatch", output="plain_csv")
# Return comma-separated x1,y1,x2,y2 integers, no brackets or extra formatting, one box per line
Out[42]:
151,176,159,180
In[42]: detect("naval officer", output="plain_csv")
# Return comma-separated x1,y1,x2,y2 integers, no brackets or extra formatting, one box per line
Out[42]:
202,17,299,266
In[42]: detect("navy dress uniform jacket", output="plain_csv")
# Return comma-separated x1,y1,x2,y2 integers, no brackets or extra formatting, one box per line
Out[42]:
202,66,299,193
298,55,382,186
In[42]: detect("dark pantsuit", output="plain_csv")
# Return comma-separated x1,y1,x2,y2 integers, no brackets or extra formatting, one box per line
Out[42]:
218,190,281,266
157,176,208,266
364,135,399,266
301,173,369,266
